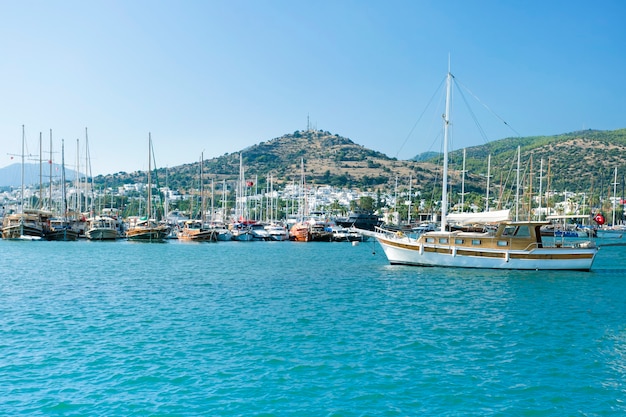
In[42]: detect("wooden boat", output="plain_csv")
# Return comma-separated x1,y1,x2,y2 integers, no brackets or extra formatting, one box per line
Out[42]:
45,217,79,241
126,133,168,242
366,65,598,271
2,209,47,240
177,220,217,242
290,222,311,242
44,139,79,241
1,126,46,240
85,215,121,240
309,221,333,241
126,217,169,241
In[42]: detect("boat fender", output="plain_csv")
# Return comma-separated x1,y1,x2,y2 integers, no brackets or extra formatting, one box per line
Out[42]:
505,251,510,263
451,246,457,257
418,243,424,255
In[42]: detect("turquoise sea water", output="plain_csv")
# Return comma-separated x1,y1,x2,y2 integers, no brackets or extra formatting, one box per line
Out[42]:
1,239,625,416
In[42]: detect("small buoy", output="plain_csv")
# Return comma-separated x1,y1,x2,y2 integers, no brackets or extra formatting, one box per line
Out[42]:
352,241,360,246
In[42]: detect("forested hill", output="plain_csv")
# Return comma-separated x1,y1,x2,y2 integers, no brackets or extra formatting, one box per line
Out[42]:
443,128,626,194
92,130,435,192
66,127,626,197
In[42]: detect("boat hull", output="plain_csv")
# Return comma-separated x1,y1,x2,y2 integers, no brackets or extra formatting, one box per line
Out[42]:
86,228,119,240
45,228,79,241
126,227,168,242
178,230,217,242
376,235,597,271
2,224,44,240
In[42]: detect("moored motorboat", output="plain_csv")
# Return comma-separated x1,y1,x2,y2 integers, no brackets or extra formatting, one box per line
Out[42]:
85,215,122,240
265,223,289,241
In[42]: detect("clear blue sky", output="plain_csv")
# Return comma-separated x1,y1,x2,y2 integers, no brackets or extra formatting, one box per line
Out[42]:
1,0,624,176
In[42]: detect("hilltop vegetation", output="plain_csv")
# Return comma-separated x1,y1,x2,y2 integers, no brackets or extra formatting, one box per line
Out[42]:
93,129,438,192
85,128,626,209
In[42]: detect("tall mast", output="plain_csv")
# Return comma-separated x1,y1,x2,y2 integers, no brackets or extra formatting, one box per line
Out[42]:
200,152,205,222
460,148,466,212
538,158,544,220
39,132,43,209
515,145,521,221
20,125,25,215
61,139,67,224
76,138,80,213
528,154,533,220
148,133,152,219
85,127,92,215
612,166,618,226
440,62,452,232
408,174,412,224
485,154,491,212
49,130,53,211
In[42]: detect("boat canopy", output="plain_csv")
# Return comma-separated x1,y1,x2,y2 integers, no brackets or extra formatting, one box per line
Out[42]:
447,209,510,225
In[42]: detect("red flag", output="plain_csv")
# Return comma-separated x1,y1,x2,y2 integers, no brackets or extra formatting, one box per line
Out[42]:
246,181,254,187
593,213,605,225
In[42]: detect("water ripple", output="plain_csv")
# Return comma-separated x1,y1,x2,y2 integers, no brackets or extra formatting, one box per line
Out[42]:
1,240,625,415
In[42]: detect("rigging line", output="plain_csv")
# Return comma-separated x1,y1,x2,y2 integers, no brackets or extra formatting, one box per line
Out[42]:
395,76,446,159
454,78,522,138
454,78,490,145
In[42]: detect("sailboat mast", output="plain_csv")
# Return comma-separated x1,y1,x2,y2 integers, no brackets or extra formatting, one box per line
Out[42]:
460,148,466,212
76,138,80,213
440,66,452,232
148,133,152,219
612,166,618,226
49,130,53,211
485,154,491,212
21,125,25,216
515,145,521,222
200,152,205,223
61,139,67,223
538,158,544,220
39,132,43,209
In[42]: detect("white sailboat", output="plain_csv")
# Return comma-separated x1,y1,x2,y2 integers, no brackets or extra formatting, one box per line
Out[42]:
365,63,598,271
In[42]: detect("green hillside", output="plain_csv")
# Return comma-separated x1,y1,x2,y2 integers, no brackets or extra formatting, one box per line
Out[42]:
91,128,626,206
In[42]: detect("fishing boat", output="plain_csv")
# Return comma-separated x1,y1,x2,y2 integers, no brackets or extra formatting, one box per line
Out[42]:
126,133,169,242
365,64,598,271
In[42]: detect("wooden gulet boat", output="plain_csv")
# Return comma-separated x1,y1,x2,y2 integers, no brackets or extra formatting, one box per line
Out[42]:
364,64,598,271
126,133,169,242
1,126,46,240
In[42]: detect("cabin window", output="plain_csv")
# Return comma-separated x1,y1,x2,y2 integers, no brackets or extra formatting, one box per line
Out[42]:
426,237,435,243
439,238,448,244
497,240,508,247
471,239,481,246
455,238,464,245
515,226,531,237
502,226,516,236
